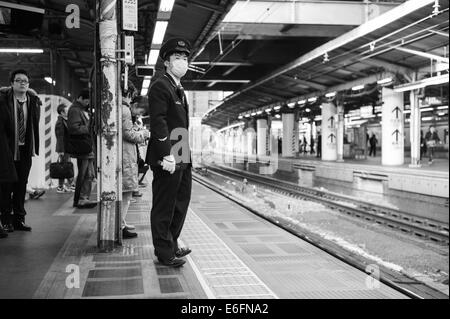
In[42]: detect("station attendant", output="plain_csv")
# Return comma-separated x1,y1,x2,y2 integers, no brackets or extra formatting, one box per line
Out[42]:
146,38,193,268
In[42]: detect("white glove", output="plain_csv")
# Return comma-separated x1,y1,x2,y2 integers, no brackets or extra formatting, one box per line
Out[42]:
162,155,176,174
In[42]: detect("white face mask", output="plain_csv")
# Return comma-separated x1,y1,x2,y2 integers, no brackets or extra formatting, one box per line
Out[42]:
170,59,188,78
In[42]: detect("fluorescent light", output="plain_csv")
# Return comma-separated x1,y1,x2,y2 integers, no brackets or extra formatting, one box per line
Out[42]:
298,99,306,104
394,74,449,92
352,85,364,91
305,108,311,112
275,114,281,119
256,111,263,115
141,88,148,96
437,105,448,110
251,112,256,116
153,21,168,45
238,115,243,119
274,106,281,110
420,107,433,112
147,49,160,65
377,77,393,85
437,112,447,116
265,108,272,112
287,102,296,108
325,92,336,98
245,114,250,118
44,77,52,84
0,48,43,54
308,97,317,102
142,76,151,89
422,117,433,121
159,0,175,12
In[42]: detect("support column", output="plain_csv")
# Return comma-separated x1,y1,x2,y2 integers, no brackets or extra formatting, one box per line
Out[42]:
321,102,337,161
293,110,300,156
257,118,268,156
409,89,421,167
336,103,345,162
282,113,295,157
97,0,121,251
381,87,404,166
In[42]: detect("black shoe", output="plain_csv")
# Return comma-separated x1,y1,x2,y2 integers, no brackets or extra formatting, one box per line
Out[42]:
14,221,32,231
175,247,192,258
29,190,45,199
157,257,186,267
0,226,7,238
76,200,97,209
3,223,14,232
122,228,138,239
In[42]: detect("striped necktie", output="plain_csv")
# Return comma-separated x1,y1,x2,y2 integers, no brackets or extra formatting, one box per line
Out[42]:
17,100,26,144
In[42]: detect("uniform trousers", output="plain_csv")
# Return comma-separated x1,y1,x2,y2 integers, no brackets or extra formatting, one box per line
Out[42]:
150,165,192,261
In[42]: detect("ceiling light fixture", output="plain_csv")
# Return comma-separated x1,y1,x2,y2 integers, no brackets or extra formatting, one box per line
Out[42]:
0,48,44,54
352,85,365,91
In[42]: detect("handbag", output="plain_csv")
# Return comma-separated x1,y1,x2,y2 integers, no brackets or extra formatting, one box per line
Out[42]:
66,134,93,155
50,156,74,179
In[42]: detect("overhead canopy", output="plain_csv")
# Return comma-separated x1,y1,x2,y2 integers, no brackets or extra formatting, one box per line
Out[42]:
202,0,449,128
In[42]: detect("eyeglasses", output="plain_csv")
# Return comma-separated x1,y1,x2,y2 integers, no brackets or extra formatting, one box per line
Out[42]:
14,79,29,84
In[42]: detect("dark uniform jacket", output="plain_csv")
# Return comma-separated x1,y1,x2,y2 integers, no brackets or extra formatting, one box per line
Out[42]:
0,93,17,183
0,87,41,160
145,73,191,168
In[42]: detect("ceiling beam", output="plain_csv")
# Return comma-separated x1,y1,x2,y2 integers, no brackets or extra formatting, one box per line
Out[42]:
183,0,226,14
279,75,326,91
225,0,435,102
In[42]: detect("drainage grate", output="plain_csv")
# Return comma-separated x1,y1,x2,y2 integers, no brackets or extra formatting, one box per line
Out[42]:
82,278,144,297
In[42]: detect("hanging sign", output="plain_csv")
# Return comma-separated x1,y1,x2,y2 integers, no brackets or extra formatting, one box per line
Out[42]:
122,0,138,31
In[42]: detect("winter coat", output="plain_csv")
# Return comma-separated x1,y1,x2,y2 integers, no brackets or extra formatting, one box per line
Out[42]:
0,87,41,160
0,93,18,182
122,104,148,192
67,100,95,159
55,115,68,153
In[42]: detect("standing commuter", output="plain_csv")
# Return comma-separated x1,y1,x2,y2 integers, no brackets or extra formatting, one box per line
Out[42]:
369,133,378,157
0,69,40,232
121,80,150,238
146,38,193,267
420,130,427,161
55,103,74,193
0,90,18,238
67,89,97,209
425,125,440,164
316,132,322,158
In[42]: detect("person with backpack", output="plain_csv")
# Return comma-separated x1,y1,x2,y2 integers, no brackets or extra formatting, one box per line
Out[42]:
55,103,74,193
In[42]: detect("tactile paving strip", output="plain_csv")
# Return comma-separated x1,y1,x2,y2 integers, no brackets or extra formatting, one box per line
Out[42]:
181,208,278,299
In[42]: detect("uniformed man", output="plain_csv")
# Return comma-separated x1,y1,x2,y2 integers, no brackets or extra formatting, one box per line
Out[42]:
146,38,192,267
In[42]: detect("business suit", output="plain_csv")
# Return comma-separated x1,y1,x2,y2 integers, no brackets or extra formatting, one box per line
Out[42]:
145,73,192,261
0,87,40,225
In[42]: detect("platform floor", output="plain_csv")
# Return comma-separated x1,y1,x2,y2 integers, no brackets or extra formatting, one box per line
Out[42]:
289,153,449,175
0,176,408,299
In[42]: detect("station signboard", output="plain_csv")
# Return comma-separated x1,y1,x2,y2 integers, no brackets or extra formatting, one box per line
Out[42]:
122,0,138,31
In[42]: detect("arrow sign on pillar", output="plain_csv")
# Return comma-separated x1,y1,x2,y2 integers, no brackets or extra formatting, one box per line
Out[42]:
392,129,401,143
328,133,336,143
392,106,402,119
328,116,335,128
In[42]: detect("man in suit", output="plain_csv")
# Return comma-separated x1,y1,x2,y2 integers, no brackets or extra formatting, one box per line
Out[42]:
146,38,193,267
0,69,41,232
67,89,97,209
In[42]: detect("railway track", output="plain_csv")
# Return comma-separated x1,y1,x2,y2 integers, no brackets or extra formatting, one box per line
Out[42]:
202,164,449,245
192,167,449,299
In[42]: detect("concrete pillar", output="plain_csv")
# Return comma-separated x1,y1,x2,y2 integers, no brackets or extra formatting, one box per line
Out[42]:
336,104,345,162
409,89,421,167
282,113,296,157
321,102,338,161
257,118,268,156
293,110,300,156
381,87,404,166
